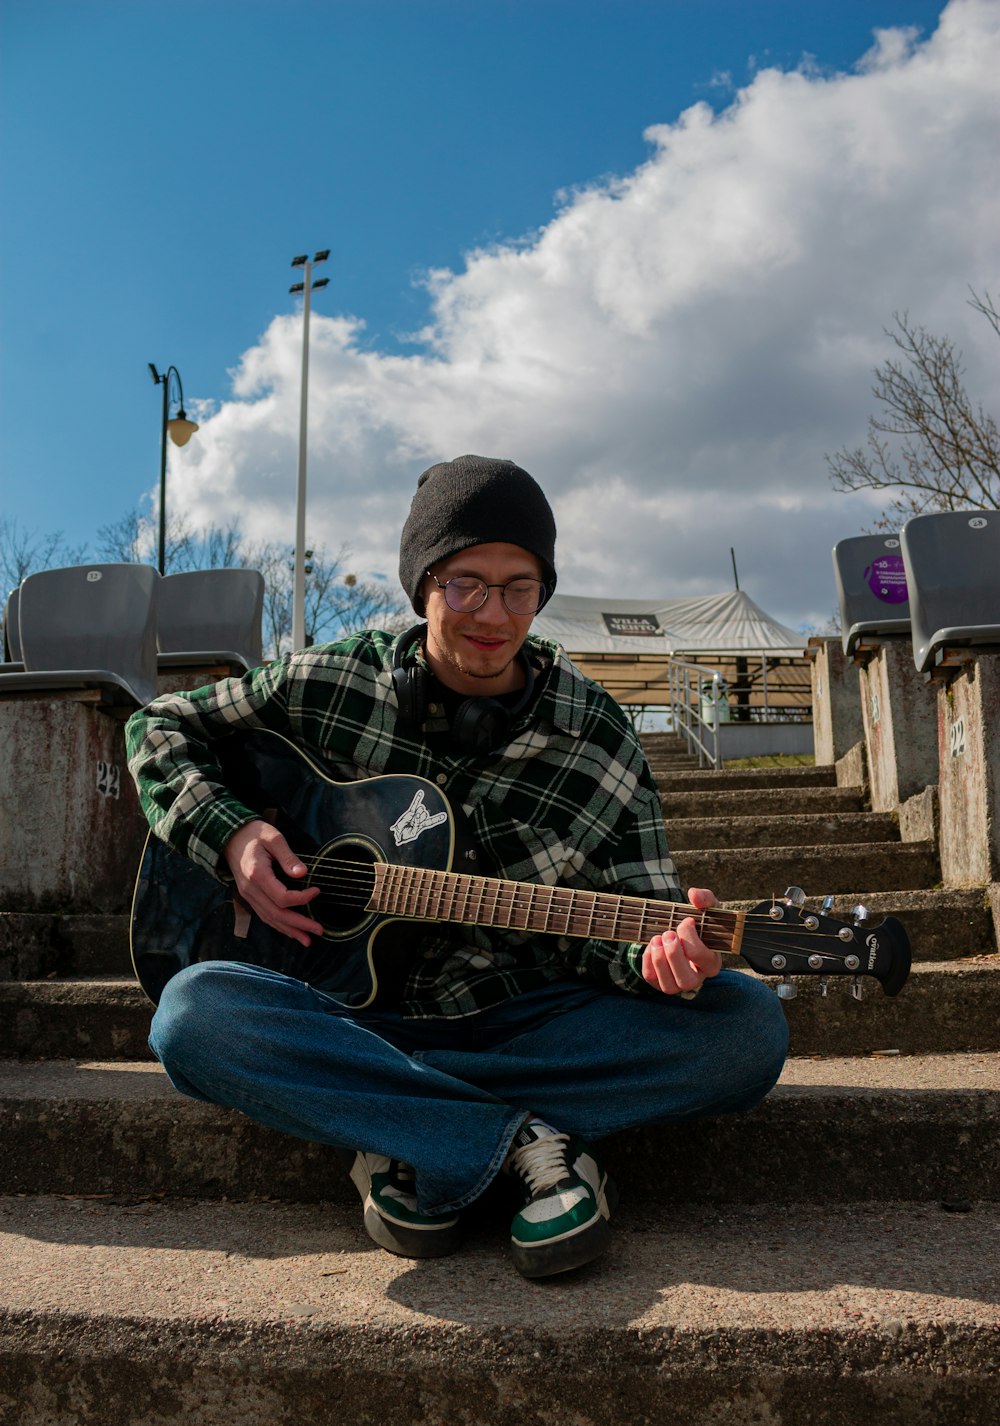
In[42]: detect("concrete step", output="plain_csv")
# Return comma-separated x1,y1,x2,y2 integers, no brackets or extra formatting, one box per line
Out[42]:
0,911,130,981
654,765,839,792
664,811,900,851
0,1055,996,1203
2,1194,996,1426
3,960,999,1061
663,784,867,818
674,841,939,899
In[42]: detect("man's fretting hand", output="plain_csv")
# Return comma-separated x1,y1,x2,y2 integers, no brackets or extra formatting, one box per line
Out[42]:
641,886,723,996
223,819,323,947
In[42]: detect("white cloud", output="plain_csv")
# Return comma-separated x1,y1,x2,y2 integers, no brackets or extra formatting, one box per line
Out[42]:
168,0,1000,632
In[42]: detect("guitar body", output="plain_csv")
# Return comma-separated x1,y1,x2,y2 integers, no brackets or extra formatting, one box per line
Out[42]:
130,730,461,1008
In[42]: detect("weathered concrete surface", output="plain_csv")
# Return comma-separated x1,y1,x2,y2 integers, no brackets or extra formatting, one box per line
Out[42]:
936,657,1000,887
663,784,865,819
900,785,939,844
674,841,938,899
653,765,837,793
664,811,899,851
0,913,130,981
0,1055,995,1204
836,741,868,793
5,960,999,1061
1,1196,996,1426
0,698,147,913
808,637,865,765
857,642,939,812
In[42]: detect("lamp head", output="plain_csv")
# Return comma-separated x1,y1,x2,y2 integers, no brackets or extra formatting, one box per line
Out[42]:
168,410,199,447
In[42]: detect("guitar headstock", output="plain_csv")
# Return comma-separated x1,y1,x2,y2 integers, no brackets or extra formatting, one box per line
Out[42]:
740,887,911,999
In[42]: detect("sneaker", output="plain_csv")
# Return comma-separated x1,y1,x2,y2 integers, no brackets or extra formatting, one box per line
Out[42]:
337,1149,461,1259
503,1119,616,1278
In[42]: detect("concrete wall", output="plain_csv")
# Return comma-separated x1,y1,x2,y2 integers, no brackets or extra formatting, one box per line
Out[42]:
0,696,148,913
936,656,1000,886
808,638,864,766
717,721,814,760
857,640,938,811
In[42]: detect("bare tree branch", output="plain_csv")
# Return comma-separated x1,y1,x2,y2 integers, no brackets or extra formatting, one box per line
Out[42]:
826,293,1000,530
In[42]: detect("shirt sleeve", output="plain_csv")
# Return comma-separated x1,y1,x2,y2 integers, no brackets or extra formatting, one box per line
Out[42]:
125,658,299,875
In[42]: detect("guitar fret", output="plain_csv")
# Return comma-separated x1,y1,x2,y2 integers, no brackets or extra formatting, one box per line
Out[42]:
415,866,432,919
473,875,488,928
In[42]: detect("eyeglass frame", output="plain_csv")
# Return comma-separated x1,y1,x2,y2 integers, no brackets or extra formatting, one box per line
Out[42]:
424,569,551,616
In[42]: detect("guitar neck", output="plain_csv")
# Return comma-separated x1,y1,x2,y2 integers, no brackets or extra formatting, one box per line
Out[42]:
370,862,744,954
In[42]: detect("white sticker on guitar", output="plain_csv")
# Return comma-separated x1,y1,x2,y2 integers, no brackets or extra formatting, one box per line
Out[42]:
390,790,448,847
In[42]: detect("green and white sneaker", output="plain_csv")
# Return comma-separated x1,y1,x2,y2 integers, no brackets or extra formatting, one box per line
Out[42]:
338,1150,461,1259
504,1119,616,1278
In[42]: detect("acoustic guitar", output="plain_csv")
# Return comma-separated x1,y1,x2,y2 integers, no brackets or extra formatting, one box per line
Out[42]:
130,728,912,1008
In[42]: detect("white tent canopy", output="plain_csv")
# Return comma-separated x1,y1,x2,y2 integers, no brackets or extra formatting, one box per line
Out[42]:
533,589,805,659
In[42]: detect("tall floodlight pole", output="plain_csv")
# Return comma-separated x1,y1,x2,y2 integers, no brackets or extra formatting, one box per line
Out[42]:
289,250,330,650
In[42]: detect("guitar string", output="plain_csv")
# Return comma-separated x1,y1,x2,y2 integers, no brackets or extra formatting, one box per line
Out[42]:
297,860,854,923
288,863,865,953
295,862,852,927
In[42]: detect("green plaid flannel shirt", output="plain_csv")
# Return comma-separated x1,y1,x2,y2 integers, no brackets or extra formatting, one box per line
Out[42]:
125,628,683,1018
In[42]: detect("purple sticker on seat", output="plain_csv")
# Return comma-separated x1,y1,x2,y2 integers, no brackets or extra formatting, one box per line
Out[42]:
865,555,908,604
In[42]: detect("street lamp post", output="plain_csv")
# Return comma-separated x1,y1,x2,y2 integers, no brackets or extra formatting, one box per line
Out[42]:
289,250,329,650
148,363,199,575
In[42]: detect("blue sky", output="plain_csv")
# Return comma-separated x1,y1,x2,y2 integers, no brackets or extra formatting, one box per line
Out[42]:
2,0,995,628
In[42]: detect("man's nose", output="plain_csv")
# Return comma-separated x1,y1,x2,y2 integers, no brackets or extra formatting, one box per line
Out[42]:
471,586,509,620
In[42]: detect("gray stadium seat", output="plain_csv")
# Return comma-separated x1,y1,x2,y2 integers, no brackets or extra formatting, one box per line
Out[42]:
900,511,1000,673
157,568,265,674
2,587,23,666
0,563,158,708
832,534,912,657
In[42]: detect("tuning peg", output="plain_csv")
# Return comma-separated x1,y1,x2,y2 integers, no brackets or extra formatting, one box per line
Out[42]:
852,904,870,924
784,886,806,908
818,977,829,997
776,977,798,1000
850,976,864,1000
821,895,835,914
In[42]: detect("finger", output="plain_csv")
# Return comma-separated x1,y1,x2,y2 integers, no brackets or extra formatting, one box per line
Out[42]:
642,933,700,995
675,916,723,979
686,886,720,911
256,826,311,880
240,885,324,946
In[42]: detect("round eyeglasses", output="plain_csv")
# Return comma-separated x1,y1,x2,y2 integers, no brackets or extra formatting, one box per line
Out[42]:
426,571,548,616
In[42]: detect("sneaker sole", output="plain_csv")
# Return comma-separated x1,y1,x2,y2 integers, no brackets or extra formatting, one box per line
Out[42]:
336,1149,462,1260
510,1210,613,1278
511,1174,618,1279
362,1199,462,1259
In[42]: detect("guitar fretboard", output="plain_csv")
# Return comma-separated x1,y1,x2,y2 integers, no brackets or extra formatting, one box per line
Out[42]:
370,863,743,954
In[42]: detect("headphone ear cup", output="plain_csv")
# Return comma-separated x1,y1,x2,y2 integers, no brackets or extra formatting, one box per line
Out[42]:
450,698,510,755
393,662,428,726
391,623,431,726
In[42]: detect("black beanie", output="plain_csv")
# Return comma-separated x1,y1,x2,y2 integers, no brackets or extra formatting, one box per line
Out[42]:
398,454,557,614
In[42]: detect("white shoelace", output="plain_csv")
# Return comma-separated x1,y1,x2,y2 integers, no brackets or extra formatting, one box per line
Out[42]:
507,1130,571,1195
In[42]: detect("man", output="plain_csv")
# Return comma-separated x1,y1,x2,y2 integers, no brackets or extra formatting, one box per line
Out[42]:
127,455,788,1279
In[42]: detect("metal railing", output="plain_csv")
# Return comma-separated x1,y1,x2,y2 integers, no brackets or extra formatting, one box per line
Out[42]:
665,657,727,769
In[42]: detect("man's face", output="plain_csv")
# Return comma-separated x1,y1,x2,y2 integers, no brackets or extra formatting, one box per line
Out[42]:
420,542,543,697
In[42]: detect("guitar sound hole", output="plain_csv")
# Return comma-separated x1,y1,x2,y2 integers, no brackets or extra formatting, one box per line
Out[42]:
310,842,379,935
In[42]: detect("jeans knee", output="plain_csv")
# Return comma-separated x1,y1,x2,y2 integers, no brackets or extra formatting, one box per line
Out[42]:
149,961,237,1075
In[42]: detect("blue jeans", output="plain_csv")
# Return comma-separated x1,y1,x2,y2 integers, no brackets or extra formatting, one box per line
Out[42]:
150,961,788,1217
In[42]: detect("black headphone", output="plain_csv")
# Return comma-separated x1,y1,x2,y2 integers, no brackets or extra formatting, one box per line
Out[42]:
392,623,536,754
